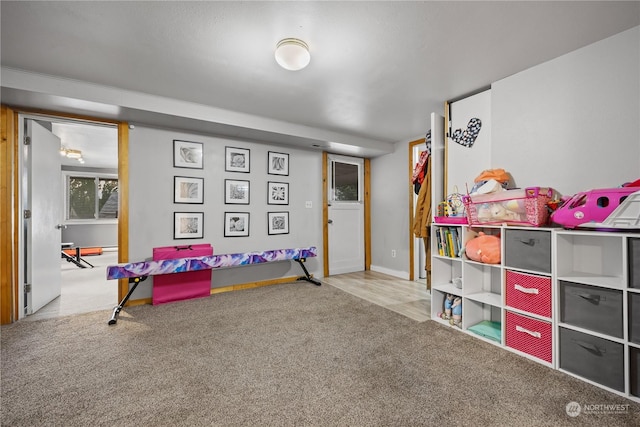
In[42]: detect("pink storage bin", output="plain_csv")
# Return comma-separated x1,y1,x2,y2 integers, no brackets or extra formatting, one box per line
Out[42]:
505,270,552,318
152,243,213,305
463,187,554,227
505,311,553,363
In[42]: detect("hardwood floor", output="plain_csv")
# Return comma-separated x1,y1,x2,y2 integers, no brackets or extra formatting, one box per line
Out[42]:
322,270,431,322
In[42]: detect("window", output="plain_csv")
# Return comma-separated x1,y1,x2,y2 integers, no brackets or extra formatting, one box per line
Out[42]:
65,173,118,221
331,160,361,202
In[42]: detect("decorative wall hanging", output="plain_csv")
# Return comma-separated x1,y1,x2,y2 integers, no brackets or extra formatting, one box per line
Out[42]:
225,147,250,173
174,176,204,204
446,89,492,201
225,179,250,204
267,181,289,205
224,212,250,237
451,118,482,148
173,140,203,169
268,151,289,176
174,212,204,239
267,211,289,235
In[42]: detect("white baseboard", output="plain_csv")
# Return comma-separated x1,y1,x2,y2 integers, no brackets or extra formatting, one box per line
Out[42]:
369,265,410,280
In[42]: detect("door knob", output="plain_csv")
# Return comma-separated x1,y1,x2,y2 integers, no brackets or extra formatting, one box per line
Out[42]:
328,219,333,224
55,224,67,230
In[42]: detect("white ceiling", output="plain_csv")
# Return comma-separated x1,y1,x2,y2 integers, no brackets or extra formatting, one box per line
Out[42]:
1,1,639,163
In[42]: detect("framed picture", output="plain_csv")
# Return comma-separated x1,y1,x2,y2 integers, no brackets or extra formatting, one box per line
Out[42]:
268,151,289,176
224,212,249,237
174,176,204,204
267,181,289,205
267,211,289,235
225,179,250,204
174,140,203,169
225,146,250,173
174,212,204,239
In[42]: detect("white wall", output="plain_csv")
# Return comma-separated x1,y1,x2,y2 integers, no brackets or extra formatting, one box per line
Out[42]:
128,126,324,299
371,25,640,280
370,139,413,279
492,26,639,196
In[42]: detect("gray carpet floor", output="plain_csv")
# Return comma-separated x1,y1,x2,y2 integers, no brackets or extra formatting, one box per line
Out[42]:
2,281,639,426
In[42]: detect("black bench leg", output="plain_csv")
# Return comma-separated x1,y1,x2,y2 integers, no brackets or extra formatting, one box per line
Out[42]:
61,251,86,268
75,247,94,268
108,276,147,325
295,258,321,286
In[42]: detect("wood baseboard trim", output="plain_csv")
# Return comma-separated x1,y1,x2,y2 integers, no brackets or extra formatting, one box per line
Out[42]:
123,275,307,306
210,276,302,295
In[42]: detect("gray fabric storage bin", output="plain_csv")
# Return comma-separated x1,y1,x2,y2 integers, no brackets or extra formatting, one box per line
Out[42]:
504,229,551,273
560,281,623,338
630,238,640,289
632,347,640,397
631,293,640,344
559,327,624,392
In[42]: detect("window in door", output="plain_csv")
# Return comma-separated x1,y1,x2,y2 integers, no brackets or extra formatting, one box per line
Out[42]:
331,160,361,202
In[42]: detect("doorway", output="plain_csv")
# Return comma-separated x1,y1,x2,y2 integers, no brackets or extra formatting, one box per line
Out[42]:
326,154,366,275
411,140,428,285
18,114,119,320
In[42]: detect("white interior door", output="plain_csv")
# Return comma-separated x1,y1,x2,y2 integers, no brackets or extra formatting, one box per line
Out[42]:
328,155,364,275
25,120,63,314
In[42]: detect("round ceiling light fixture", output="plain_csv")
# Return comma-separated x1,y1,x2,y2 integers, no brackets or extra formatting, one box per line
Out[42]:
275,38,310,71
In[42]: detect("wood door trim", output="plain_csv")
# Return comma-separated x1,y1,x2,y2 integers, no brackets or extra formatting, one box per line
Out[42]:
0,106,129,323
322,152,370,277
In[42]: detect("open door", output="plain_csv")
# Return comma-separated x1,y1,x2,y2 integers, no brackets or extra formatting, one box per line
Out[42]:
24,120,63,314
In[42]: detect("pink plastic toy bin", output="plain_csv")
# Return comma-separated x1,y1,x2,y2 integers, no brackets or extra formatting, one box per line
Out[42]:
462,187,554,227
550,187,639,229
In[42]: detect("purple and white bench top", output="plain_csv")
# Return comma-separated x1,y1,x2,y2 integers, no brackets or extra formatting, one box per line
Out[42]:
107,246,318,280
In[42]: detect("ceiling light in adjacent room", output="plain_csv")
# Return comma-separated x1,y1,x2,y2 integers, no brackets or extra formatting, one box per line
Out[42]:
275,38,310,71
64,149,83,159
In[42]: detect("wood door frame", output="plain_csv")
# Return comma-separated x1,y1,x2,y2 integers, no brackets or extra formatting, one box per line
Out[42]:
322,152,370,277
0,106,129,324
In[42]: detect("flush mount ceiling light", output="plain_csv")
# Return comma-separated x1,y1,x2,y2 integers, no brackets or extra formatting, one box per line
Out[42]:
275,38,310,71
60,147,83,161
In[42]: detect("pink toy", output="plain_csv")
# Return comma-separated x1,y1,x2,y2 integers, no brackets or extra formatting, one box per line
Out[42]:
551,182,640,229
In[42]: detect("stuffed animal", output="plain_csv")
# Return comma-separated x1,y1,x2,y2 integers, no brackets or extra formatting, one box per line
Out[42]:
438,293,455,320
476,202,522,222
465,232,501,264
450,297,462,328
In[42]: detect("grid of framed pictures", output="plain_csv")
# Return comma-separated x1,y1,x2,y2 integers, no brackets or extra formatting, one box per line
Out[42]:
171,140,293,239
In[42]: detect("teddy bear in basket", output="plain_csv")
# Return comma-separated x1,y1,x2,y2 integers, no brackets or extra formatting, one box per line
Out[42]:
465,232,501,264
